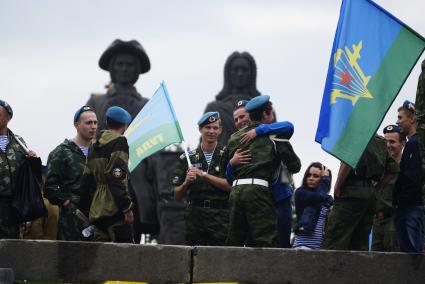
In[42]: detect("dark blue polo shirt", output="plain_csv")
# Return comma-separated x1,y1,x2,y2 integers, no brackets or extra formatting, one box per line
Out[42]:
394,134,423,207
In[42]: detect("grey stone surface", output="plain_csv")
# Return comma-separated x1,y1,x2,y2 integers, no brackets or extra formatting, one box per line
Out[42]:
2,240,425,283
193,246,425,284
0,240,190,283
0,268,14,284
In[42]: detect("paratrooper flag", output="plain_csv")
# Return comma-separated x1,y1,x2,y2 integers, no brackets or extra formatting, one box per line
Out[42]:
316,0,425,167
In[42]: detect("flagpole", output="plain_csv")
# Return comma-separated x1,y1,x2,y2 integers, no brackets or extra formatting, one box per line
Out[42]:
181,140,192,168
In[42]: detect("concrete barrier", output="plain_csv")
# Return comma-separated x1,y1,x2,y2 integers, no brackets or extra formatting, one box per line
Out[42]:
193,246,425,284
1,240,424,283
0,240,191,283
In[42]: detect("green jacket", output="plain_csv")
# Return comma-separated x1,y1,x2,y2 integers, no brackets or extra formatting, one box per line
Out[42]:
220,122,301,182
172,145,228,201
79,130,133,223
44,139,86,207
342,135,399,199
375,177,396,213
0,129,27,197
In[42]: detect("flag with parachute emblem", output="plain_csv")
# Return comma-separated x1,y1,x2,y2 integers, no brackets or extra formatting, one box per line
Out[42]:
125,81,184,172
315,0,425,168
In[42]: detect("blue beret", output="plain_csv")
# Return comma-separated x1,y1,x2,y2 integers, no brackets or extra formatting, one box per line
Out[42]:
106,106,132,124
402,100,415,113
383,124,400,134
245,95,270,112
0,100,13,118
198,111,220,126
74,105,94,123
236,100,248,108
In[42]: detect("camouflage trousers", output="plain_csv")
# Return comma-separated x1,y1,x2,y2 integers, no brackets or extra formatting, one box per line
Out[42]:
57,205,82,241
321,194,375,251
226,184,277,247
371,215,398,252
0,197,20,239
93,220,134,243
185,206,229,246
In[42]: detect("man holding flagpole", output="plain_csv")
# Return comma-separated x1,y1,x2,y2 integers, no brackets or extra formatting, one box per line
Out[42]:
321,136,398,251
172,112,231,246
316,0,425,251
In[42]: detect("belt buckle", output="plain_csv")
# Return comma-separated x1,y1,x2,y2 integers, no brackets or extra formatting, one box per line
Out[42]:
203,200,211,209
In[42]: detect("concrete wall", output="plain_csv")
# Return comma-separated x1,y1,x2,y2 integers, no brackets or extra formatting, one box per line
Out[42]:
0,240,191,283
1,240,424,283
193,246,425,284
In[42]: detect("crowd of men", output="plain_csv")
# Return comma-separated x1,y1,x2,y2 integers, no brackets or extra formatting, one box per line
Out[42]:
171,94,425,253
0,92,424,254
0,38,424,254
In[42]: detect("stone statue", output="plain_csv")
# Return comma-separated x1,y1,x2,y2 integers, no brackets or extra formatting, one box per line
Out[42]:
204,51,261,145
87,39,158,240
87,39,150,130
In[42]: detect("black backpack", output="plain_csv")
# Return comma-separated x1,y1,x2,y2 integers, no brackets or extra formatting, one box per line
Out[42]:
11,137,47,222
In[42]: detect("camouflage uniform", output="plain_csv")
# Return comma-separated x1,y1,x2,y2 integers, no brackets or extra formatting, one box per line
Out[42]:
372,176,398,251
415,60,425,250
221,122,301,247
415,60,425,205
44,139,86,241
172,145,229,246
0,130,27,239
321,135,399,251
79,130,133,243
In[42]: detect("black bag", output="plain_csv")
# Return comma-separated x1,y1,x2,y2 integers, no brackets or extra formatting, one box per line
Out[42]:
12,156,47,221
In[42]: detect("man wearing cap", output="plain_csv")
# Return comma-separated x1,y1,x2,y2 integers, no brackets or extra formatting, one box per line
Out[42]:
393,100,424,252
0,100,37,239
228,99,296,248
44,105,97,241
372,125,405,251
79,106,134,243
172,112,231,246
221,95,301,247
322,134,399,251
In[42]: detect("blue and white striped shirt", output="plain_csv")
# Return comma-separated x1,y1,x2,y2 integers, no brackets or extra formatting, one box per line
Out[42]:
203,151,213,167
79,146,89,157
293,207,328,249
0,135,9,152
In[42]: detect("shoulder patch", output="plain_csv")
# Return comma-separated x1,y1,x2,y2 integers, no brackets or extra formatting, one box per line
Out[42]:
180,150,196,160
172,176,180,184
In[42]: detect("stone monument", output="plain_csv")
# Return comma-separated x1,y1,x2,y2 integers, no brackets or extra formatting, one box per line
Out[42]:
204,51,261,145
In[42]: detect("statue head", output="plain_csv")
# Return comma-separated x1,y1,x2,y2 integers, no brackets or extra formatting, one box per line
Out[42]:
99,39,150,86
216,51,261,100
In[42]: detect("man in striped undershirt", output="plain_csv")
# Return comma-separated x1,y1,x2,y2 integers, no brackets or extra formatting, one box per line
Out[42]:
173,112,231,245
0,100,37,239
45,105,97,241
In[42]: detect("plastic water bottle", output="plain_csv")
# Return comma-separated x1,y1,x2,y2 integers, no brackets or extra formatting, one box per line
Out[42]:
82,225,95,238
